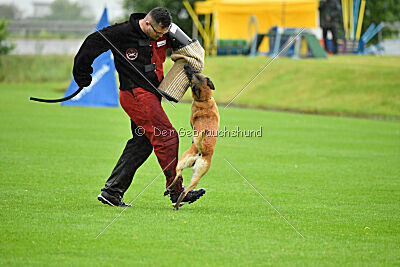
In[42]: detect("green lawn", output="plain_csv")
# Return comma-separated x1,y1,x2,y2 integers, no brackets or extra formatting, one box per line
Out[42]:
1,55,399,118
194,56,400,118
0,82,399,265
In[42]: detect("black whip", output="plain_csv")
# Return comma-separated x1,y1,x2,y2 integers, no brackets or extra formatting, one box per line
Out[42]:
30,87,83,103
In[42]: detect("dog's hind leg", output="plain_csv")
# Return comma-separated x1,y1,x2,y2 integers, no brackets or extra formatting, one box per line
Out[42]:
193,130,207,154
173,156,211,210
176,145,199,177
164,145,198,195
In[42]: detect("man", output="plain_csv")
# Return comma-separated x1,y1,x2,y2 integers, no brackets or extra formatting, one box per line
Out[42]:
73,7,205,207
319,0,341,54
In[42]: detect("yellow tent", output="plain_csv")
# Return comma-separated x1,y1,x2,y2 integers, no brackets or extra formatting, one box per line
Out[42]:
193,0,318,53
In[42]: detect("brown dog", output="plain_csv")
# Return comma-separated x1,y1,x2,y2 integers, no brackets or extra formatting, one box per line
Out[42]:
165,64,220,210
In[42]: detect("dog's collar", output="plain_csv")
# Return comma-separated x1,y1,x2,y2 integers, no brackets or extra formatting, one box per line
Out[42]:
194,97,213,102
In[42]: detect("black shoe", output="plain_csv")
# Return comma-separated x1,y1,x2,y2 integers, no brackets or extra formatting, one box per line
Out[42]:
97,191,132,207
170,188,206,207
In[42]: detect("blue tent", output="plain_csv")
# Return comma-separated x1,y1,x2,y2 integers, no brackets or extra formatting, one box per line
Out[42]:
62,8,118,107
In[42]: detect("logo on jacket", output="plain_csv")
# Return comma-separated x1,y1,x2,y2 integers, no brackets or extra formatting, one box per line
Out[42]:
126,48,138,61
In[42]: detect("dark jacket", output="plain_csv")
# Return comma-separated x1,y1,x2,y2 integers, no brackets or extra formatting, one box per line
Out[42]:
319,0,341,28
73,13,174,99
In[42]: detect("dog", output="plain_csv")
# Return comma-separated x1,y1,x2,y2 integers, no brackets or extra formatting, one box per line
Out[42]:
165,64,220,210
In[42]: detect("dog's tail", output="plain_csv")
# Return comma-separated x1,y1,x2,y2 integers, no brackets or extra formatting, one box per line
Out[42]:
194,130,208,155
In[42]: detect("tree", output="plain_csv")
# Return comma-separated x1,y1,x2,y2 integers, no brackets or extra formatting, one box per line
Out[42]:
44,0,92,21
123,0,199,37
0,18,15,55
0,4,20,20
362,0,400,42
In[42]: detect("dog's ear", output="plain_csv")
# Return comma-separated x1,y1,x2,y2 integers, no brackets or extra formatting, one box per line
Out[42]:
206,77,215,90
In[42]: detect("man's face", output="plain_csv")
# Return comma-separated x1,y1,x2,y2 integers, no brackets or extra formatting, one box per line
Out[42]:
145,18,170,40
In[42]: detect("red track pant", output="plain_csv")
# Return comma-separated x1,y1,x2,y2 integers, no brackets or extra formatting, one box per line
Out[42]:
119,88,183,193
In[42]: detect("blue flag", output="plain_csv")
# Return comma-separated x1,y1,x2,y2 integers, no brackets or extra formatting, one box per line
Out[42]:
62,8,118,107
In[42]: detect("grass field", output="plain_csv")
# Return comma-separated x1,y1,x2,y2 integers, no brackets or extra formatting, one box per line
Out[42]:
1,55,399,118
1,82,399,265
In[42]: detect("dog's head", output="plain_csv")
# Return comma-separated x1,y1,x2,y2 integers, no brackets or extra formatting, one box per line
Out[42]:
184,64,215,101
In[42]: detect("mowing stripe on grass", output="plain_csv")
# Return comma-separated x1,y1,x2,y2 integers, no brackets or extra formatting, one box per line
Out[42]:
95,158,176,239
224,157,305,239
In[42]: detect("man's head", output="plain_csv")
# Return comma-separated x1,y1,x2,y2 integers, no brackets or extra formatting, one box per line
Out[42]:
142,7,172,40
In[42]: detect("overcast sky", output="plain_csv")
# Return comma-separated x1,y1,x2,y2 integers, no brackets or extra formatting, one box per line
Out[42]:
1,0,126,20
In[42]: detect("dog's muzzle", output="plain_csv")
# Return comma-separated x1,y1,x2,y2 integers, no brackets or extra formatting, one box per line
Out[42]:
158,40,204,102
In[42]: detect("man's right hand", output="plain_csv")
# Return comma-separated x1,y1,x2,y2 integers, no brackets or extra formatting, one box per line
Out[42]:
74,74,92,88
